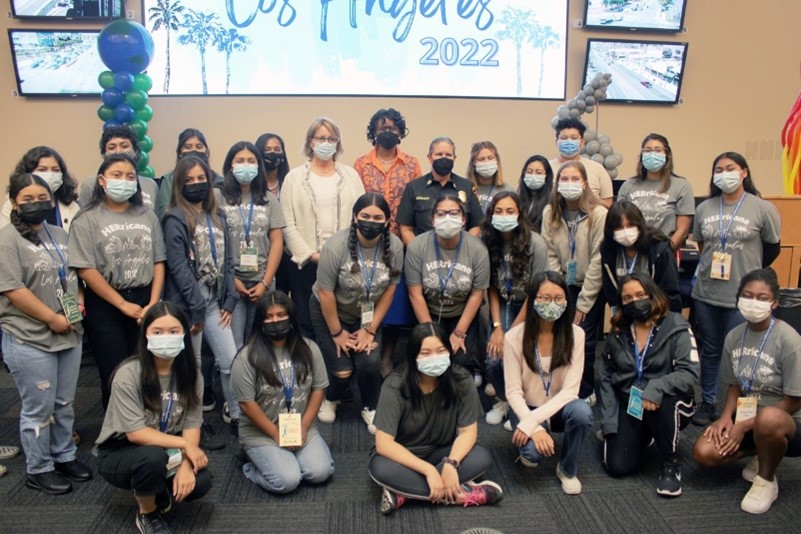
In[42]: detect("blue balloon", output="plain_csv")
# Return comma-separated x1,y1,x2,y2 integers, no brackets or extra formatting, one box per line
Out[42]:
101,88,124,107
97,20,155,74
114,103,135,123
104,119,122,129
114,71,134,92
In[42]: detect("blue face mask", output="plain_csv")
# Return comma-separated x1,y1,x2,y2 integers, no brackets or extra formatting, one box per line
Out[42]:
233,164,259,184
417,353,451,377
313,141,337,161
641,152,666,173
491,214,519,233
524,172,546,191
557,139,580,157
104,178,138,202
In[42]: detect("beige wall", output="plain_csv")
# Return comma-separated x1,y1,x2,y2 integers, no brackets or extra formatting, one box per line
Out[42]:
0,0,798,197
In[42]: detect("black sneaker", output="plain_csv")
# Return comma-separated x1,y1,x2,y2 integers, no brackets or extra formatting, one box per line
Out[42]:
202,389,216,412
136,510,172,534
155,489,173,514
199,422,226,451
656,462,682,497
230,419,239,437
691,401,715,426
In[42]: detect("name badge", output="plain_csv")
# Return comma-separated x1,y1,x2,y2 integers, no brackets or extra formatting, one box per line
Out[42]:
566,259,577,286
735,396,758,424
240,246,259,272
627,386,644,420
166,447,183,477
278,413,303,447
361,302,375,327
59,293,83,324
710,251,732,281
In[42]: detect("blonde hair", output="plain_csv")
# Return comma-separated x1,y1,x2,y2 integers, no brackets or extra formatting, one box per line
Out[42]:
303,117,343,161
547,160,603,229
466,140,504,186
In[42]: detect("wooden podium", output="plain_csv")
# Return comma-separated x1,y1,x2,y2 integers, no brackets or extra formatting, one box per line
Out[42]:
765,196,801,288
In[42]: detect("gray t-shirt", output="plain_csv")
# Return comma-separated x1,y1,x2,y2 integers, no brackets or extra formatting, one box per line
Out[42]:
405,230,490,319
313,229,404,324
221,192,287,282
692,194,781,307
617,176,695,237
194,215,226,289
476,183,513,214
96,359,204,445
68,204,166,289
373,366,480,457
720,320,801,423
79,175,159,212
492,233,549,305
231,341,329,447
0,224,82,352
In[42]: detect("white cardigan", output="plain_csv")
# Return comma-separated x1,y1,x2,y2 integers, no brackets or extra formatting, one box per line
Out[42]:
280,162,365,266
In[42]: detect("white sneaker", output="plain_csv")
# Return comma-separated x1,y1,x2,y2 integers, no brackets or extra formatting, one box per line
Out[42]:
742,456,759,482
318,399,338,423
503,420,513,432
741,475,778,514
485,401,509,425
556,462,582,495
484,383,496,397
516,455,538,468
222,402,232,424
473,373,483,388
595,429,605,442
361,408,377,435
584,393,597,407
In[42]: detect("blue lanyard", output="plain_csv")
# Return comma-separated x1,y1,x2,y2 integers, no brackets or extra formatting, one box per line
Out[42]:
41,223,68,291
623,250,639,275
481,185,495,213
534,345,553,397
238,200,255,246
719,193,746,249
565,212,581,259
278,363,295,412
160,377,175,433
737,319,775,395
357,241,381,301
631,325,655,386
205,213,218,268
433,233,463,301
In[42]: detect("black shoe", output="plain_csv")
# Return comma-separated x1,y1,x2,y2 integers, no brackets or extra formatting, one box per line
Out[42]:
156,489,174,515
691,401,715,426
136,510,172,534
656,461,683,497
54,460,93,482
26,471,72,495
235,447,249,464
230,419,239,437
199,422,226,451
202,389,216,412
342,385,354,404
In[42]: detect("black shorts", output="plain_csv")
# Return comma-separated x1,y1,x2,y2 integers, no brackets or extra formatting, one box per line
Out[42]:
740,420,801,457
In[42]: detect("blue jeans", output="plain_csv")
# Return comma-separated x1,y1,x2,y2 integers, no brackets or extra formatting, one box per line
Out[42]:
485,299,524,402
508,399,593,477
242,432,334,493
192,284,240,420
3,332,81,474
693,300,745,404
231,279,274,349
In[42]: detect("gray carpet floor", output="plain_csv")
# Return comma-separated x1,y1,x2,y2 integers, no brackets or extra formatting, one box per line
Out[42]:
1,350,800,534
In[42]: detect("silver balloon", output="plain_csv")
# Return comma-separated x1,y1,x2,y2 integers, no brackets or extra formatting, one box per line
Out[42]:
585,105,595,113
594,89,604,99
598,93,607,102
569,108,581,118
584,129,597,142
557,105,569,119
597,135,610,145
604,155,617,170
591,153,605,164
585,140,601,155
576,99,587,111
584,83,594,93
608,168,618,179
551,115,560,129
612,151,623,165
585,95,596,106
567,98,576,109
599,143,613,157
603,73,612,80
577,90,587,100
591,80,600,89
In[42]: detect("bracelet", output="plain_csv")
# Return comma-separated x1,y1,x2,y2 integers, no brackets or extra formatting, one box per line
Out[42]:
452,330,467,339
442,457,460,469
364,327,376,336
258,280,269,288
330,328,343,338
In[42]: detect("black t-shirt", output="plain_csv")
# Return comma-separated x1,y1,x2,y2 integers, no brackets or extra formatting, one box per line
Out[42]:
396,173,484,235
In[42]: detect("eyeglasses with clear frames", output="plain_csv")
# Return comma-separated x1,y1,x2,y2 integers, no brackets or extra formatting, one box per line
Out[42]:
313,136,339,144
433,209,462,218
535,295,566,304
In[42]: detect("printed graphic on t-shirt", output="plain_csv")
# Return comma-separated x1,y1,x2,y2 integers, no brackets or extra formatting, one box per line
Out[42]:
100,223,155,282
421,259,474,307
143,391,186,435
627,189,671,227
257,358,311,414
732,345,778,394
194,221,225,282
339,258,392,300
700,213,754,252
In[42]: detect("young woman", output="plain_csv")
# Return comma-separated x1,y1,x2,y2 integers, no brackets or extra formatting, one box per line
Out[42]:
600,201,682,313
691,152,781,426
600,273,698,497
405,194,490,381
540,161,607,401
281,117,365,338
693,268,801,514
516,155,553,234
504,271,592,495
220,141,285,349
96,303,210,534
617,134,695,251
481,191,548,425
1,146,80,231
0,173,90,494
369,322,503,514
231,291,334,493
466,141,512,214
69,154,165,409
163,154,240,434
310,193,403,429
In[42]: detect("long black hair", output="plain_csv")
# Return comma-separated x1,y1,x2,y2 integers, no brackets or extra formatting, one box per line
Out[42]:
175,128,210,162
84,153,143,210
610,273,670,331
348,192,399,277
399,322,458,411
12,146,78,206
708,152,761,198
601,201,668,257
245,291,313,388
221,141,269,206
170,154,221,235
522,271,575,373
516,155,553,233
7,173,51,246
480,191,533,283
254,132,290,186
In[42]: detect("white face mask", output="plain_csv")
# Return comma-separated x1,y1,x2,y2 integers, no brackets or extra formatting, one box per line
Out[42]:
524,172,546,191
713,171,743,194
147,334,185,360
557,182,583,201
36,171,63,193
737,298,774,323
613,227,640,247
475,162,498,178
433,215,463,239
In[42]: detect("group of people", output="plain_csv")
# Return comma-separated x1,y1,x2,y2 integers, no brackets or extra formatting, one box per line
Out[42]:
0,108,798,534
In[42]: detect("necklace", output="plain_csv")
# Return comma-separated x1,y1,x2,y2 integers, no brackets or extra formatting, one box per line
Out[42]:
267,181,278,190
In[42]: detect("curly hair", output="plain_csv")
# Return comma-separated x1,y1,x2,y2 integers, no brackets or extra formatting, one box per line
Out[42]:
366,108,409,145
12,146,79,206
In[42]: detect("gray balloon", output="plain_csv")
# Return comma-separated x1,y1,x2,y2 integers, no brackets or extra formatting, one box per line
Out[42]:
599,143,614,157
585,105,595,113
598,93,607,102
569,108,581,118
594,89,605,99
584,83,594,93
551,116,560,128
576,99,587,111
613,151,623,165
608,168,618,179
604,155,618,170
577,90,587,100
557,105,569,119
585,95,596,105
584,129,597,142
585,140,601,155
591,80,600,89
597,135,610,145
603,72,612,79
591,154,605,164
568,98,576,109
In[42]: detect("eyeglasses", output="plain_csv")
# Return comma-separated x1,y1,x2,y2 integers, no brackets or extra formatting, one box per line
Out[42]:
433,209,462,218
313,136,339,144
535,295,565,304
641,148,666,155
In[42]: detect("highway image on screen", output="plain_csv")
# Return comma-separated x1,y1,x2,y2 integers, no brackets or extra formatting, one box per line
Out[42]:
12,0,121,18
585,0,683,31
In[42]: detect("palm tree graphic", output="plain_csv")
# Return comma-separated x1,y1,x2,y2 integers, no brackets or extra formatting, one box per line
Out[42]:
177,9,223,95
215,28,251,95
529,23,560,97
496,6,535,97
147,0,185,94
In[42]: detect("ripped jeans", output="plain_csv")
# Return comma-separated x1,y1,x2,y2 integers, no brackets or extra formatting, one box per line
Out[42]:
2,332,81,474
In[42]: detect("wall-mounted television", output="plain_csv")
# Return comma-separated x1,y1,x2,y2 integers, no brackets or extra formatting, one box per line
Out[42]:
10,0,124,20
583,38,688,105
583,0,687,33
8,29,105,97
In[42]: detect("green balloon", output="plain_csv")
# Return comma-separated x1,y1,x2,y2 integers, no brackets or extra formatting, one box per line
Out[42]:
97,104,115,122
139,135,153,153
137,151,150,170
129,119,148,139
133,73,153,92
140,166,155,178
98,70,115,89
134,105,153,123
124,89,148,111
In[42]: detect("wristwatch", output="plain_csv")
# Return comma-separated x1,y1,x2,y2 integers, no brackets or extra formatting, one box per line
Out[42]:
492,321,502,330
442,457,460,469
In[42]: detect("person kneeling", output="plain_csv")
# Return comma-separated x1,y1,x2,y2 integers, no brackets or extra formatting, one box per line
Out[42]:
231,291,334,493
369,322,503,514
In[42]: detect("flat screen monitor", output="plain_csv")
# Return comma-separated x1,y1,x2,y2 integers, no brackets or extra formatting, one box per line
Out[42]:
583,0,687,33
10,0,124,20
8,29,105,97
583,38,688,104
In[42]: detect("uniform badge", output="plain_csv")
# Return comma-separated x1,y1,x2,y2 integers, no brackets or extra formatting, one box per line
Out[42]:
458,190,467,204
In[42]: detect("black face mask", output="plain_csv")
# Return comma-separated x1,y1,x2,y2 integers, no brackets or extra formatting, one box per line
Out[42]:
432,157,454,176
623,298,653,323
356,220,385,240
182,182,210,203
376,131,400,150
263,153,284,171
262,319,292,340
17,201,54,225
